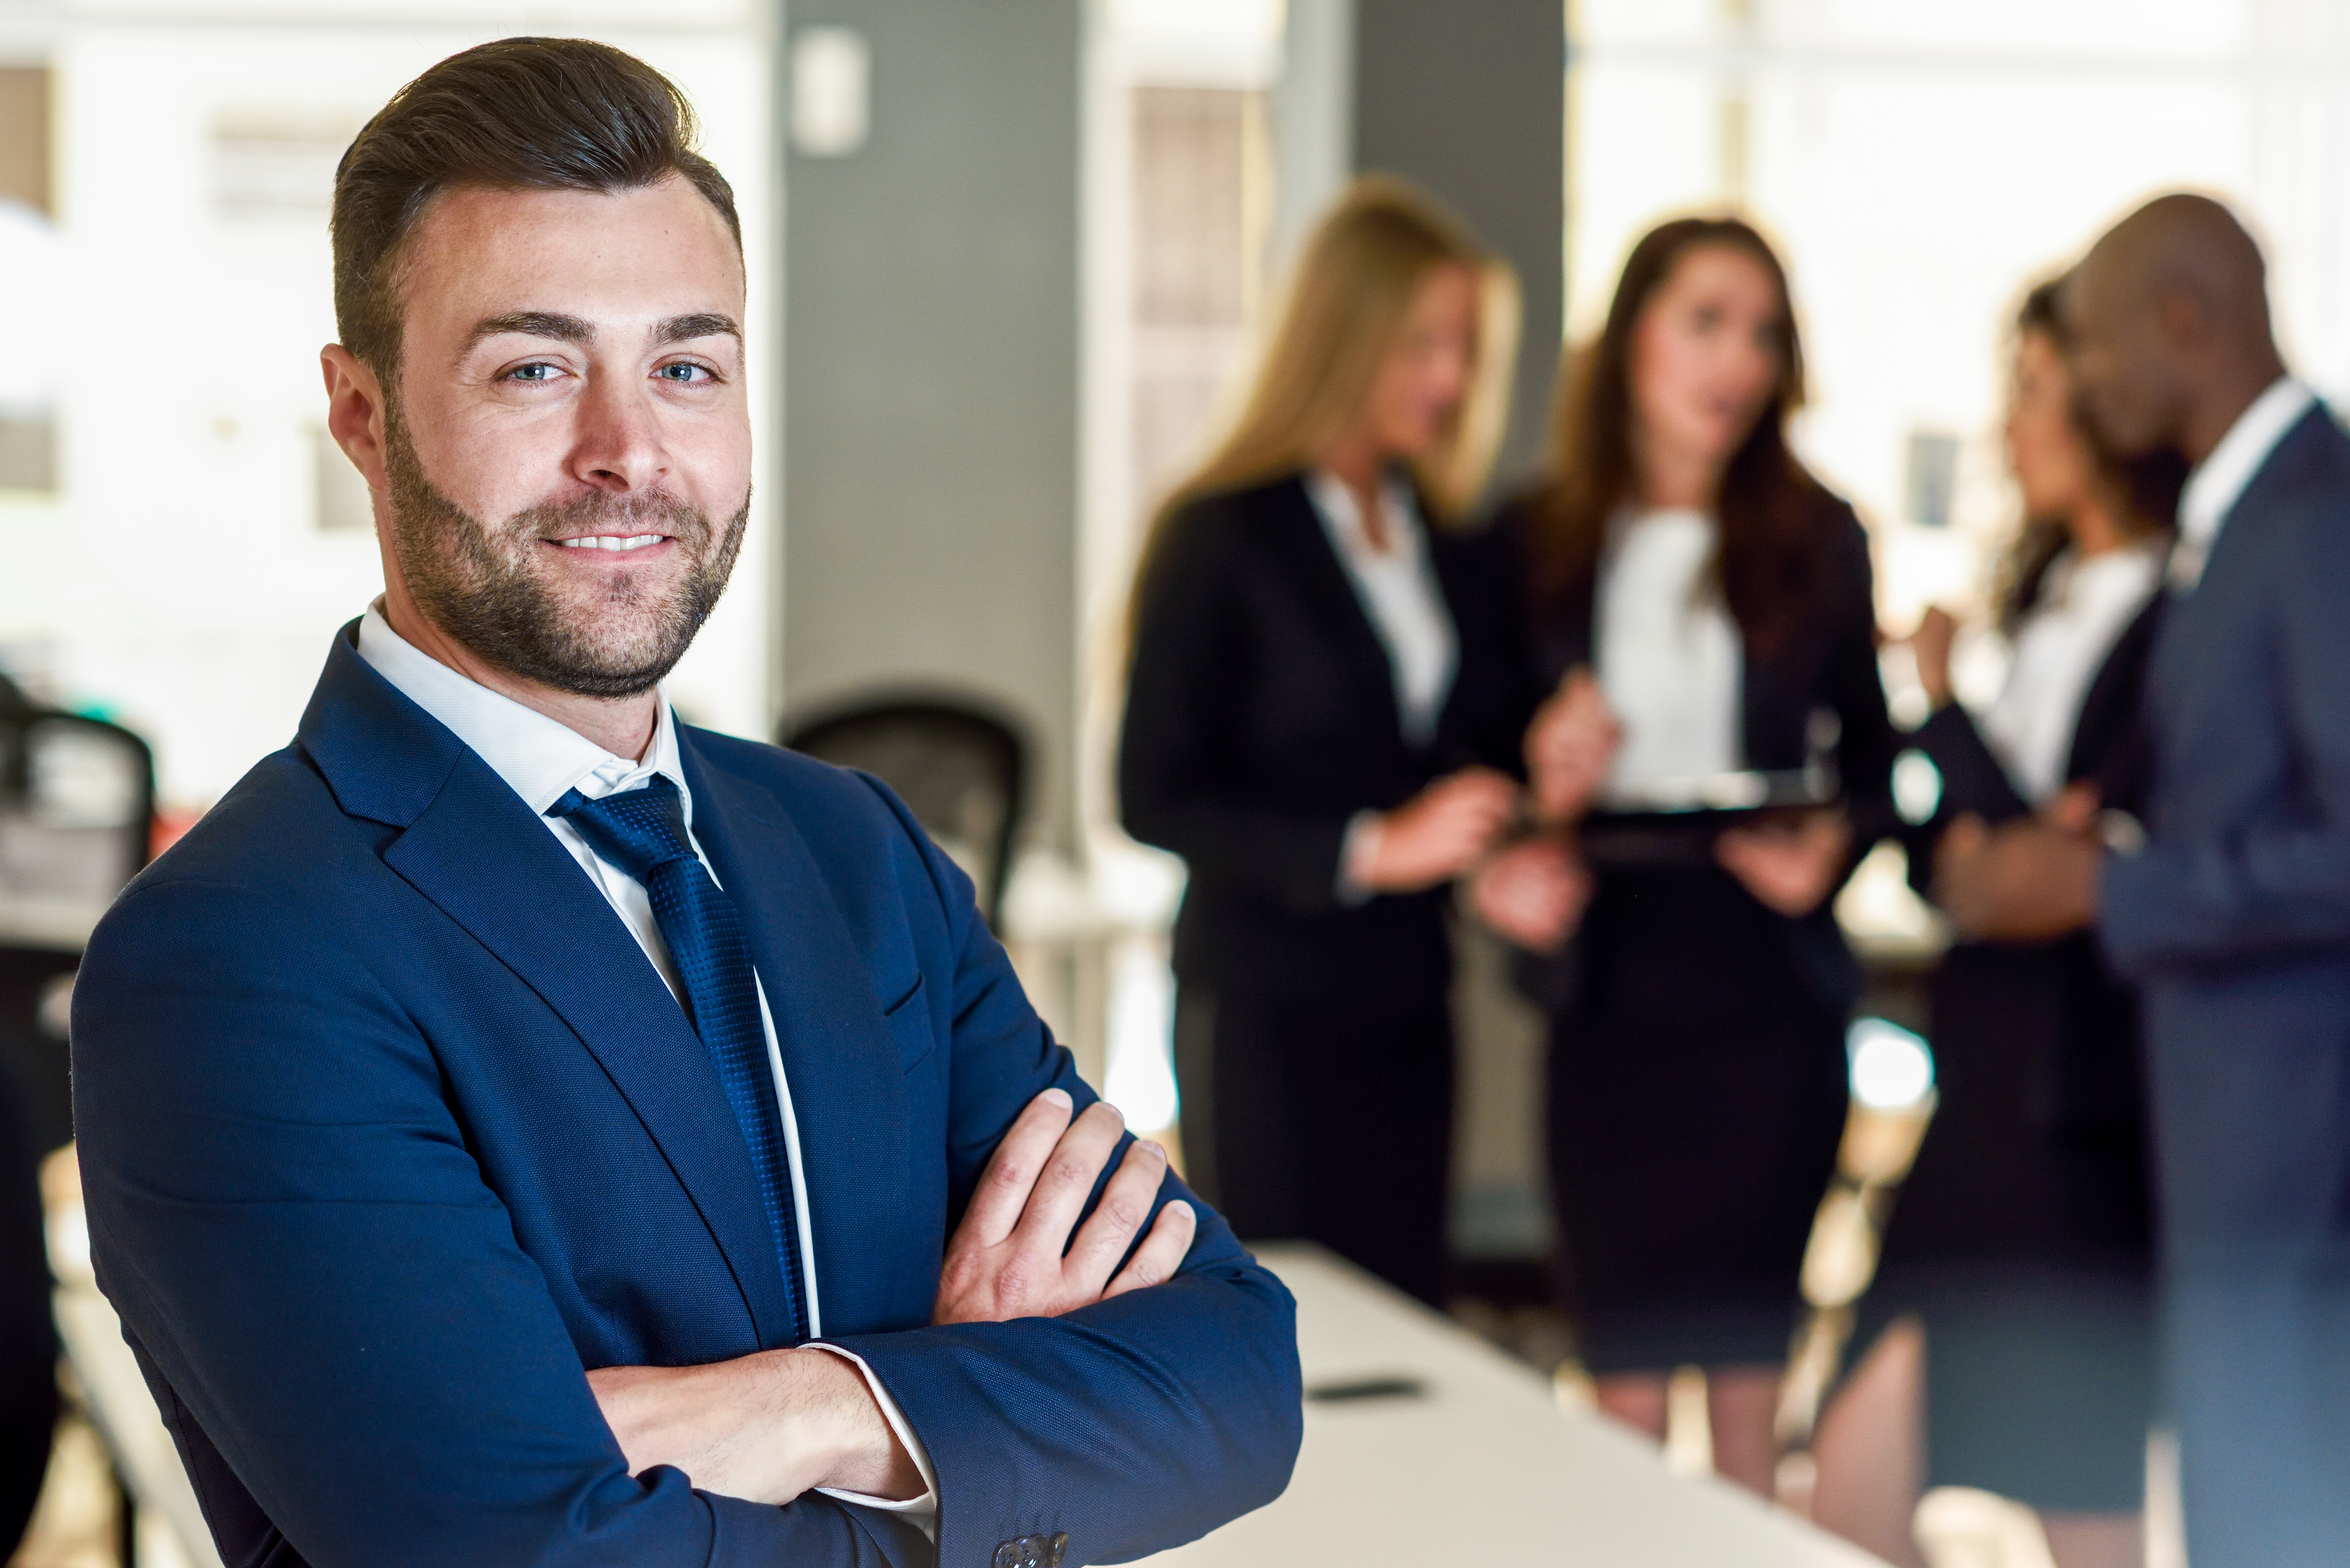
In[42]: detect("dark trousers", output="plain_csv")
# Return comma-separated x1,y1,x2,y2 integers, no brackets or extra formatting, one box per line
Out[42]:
1174,985,1454,1304
2143,978,2350,1567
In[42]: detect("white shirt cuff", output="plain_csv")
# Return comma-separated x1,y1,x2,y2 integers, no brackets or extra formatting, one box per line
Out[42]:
806,1344,939,1541
1336,809,1386,907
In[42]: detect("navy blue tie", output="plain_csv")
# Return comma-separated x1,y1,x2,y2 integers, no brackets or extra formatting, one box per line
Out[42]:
549,775,808,1341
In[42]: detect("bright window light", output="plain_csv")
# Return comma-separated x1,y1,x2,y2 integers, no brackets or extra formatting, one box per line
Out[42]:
1848,1016,1935,1110
1103,939,1180,1132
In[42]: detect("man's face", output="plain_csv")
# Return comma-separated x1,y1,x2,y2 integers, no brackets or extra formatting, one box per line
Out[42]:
2062,254,2182,460
380,176,751,697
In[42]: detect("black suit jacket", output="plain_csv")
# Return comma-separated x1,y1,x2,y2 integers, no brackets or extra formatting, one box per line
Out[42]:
1905,591,2164,839
1890,591,2165,1267
1119,472,1530,1002
1490,485,1899,1019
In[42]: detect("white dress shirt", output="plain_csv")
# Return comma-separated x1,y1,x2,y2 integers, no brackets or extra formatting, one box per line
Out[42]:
1594,507,1743,801
1305,469,1459,748
356,604,938,1529
1979,543,2165,805
2170,375,2314,591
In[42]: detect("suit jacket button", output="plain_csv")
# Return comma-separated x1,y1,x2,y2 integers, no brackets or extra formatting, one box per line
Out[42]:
992,1543,1018,1568
1047,1533,1070,1566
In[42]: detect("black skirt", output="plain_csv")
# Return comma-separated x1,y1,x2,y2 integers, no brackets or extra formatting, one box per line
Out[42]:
1175,984,1455,1305
1548,867,1849,1372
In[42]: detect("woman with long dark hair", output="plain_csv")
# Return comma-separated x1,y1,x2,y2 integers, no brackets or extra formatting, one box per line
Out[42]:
1474,216,1896,1490
1119,178,1528,1303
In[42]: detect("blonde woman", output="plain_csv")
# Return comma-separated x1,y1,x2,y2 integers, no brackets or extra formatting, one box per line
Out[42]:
1117,178,1526,1303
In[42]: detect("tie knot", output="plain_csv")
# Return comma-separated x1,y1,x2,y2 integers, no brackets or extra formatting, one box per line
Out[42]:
548,774,697,883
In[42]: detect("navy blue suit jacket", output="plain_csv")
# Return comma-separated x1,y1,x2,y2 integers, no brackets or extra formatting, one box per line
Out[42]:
2102,405,2350,1031
70,627,1300,1568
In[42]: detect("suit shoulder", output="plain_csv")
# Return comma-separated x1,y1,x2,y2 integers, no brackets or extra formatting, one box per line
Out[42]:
1159,474,1309,558
119,744,366,901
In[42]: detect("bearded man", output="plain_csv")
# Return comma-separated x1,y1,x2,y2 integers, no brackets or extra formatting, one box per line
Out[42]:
68,38,1298,1568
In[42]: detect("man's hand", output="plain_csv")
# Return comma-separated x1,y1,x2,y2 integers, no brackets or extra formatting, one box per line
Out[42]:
1469,836,1593,952
588,1346,921,1505
1934,789,2103,941
1716,808,1853,917
934,1088,1197,1325
1526,669,1622,824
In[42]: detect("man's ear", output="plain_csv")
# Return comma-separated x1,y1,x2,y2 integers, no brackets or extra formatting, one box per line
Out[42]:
320,345,391,496
2152,287,2210,360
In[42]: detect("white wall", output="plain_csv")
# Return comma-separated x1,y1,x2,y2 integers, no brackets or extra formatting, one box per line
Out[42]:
0,3,776,809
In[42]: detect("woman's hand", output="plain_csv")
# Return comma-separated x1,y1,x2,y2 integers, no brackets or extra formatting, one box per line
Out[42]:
1907,607,1959,712
1933,787,2103,941
1469,836,1593,952
1525,669,1622,823
1360,767,1519,893
1715,808,1853,917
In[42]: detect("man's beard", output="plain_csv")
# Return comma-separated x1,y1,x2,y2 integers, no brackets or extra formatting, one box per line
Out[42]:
382,408,748,699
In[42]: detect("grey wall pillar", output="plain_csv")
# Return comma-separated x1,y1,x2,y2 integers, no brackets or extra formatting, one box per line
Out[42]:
1353,0,1564,490
782,0,1083,853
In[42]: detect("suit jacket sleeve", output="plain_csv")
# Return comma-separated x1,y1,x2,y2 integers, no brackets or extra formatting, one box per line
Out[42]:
831,779,1304,1566
1823,508,1902,865
1117,502,1358,914
2103,502,2350,975
72,877,927,1568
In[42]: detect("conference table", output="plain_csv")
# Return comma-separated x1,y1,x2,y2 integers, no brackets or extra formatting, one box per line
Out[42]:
50,1190,1883,1568
1136,1244,1887,1567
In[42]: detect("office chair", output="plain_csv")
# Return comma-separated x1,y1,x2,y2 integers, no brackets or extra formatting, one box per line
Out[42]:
780,694,1029,931
0,702,156,1556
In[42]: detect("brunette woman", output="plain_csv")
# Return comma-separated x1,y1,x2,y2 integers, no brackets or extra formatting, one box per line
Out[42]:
1119,179,1528,1303
1862,278,2179,1564
1474,216,1897,1490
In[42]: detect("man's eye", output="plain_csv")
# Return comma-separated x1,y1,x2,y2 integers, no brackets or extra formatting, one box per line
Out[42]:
657,362,713,384
507,362,559,383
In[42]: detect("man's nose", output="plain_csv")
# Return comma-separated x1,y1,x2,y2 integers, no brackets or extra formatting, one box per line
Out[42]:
569,367,670,493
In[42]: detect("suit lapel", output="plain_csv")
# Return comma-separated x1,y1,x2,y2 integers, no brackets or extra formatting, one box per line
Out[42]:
378,753,799,1346
295,632,799,1350
682,740,913,1335
2154,405,2334,720
1263,476,1405,737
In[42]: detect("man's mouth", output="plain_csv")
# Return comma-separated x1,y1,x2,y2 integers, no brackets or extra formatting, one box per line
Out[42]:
551,534,669,552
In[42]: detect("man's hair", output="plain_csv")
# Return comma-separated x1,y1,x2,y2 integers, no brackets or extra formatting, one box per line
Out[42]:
331,37,741,380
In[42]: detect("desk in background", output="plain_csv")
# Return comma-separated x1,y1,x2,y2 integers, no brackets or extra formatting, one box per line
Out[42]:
1140,1244,1886,1567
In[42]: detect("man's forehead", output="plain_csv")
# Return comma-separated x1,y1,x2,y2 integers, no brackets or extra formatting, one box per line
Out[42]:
400,179,743,336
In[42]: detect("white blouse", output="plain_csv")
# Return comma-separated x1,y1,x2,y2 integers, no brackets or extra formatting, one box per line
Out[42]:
1979,543,2164,805
1306,470,1460,748
1594,507,1743,801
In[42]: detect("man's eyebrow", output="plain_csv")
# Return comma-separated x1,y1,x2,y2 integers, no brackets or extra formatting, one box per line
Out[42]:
657,313,743,346
464,311,595,351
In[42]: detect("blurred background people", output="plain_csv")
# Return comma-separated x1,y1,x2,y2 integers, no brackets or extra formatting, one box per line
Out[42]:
1478,216,1898,1492
1117,178,1526,1304
1863,277,2180,1568
2063,193,2350,1568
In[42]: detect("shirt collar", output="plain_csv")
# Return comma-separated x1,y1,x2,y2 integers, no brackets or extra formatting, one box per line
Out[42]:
1305,469,1425,561
2179,376,2315,549
355,601,687,820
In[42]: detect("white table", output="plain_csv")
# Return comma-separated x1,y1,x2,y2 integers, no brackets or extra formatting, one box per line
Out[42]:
1136,1245,1887,1567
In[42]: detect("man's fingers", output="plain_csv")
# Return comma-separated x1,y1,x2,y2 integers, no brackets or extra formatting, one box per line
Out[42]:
1104,1201,1198,1300
1009,1100,1127,1255
959,1088,1075,1249
1063,1137,1170,1294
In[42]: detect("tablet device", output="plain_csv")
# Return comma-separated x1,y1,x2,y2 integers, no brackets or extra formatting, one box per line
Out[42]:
1578,768,1838,868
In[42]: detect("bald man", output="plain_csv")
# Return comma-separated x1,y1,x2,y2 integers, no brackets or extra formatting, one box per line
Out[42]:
2063,193,2350,1564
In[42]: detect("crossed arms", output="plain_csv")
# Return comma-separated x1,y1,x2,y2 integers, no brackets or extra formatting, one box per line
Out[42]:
70,795,1301,1568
